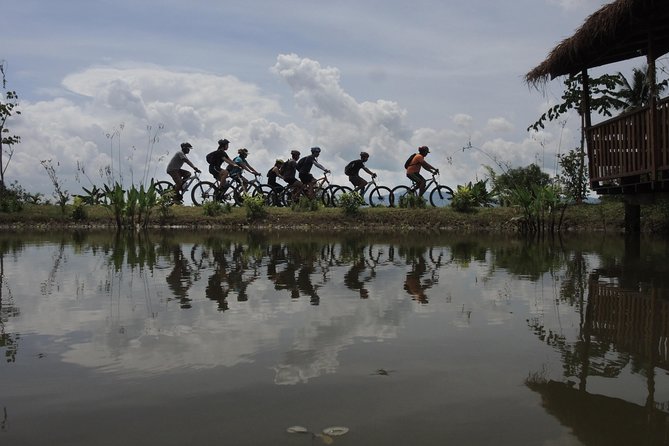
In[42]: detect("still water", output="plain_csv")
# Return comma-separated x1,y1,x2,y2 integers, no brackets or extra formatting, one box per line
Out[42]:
1,230,668,445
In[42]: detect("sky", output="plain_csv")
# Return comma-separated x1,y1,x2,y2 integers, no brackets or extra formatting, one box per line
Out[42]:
2,0,659,199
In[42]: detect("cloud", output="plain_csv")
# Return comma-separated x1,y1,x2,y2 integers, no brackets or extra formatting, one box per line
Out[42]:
8,54,564,198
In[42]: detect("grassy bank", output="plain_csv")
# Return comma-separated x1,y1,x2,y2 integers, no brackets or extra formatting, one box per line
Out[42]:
1,200,662,233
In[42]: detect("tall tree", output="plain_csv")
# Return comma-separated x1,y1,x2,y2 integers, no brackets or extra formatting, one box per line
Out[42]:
617,65,668,112
0,61,21,191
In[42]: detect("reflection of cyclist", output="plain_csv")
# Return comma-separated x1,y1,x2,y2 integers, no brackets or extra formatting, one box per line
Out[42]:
206,139,237,186
165,246,194,309
406,145,439,196
227,148,261,193
166,142,201,201
403,254,429,304
279,150,304,200
344,257,369,299
297,147,330,198
345,151,377,195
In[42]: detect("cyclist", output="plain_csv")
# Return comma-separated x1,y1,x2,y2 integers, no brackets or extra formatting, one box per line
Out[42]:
297,146,330,198
166,142,201,202
226,148,261,193
206,139,237,186
406,145,439,196
267,159,285,205
344,151,377,195
279,150,304,201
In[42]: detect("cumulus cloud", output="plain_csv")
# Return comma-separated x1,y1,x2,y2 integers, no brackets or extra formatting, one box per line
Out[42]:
8,55,558,197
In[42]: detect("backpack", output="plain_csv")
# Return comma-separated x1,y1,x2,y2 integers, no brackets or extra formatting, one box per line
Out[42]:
296,156,308,173
404,153,417,169
344,160,356,176
206,151,216,164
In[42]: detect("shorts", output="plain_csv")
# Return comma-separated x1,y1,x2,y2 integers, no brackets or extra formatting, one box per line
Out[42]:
299,172,315,184
284,177,298,186
407,172,425,184
208,164,223,179
349,175,366,188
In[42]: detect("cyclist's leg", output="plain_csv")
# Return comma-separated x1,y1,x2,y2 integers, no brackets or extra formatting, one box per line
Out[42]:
350,175,367,196
408,172,426,196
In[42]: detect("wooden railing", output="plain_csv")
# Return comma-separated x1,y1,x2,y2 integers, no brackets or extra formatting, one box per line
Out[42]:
587,97,669,189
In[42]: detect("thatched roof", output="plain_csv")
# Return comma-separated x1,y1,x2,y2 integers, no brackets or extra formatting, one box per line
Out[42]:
526,0,669,87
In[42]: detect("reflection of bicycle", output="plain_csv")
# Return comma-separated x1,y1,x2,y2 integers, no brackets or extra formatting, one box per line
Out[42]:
391,173,453,207
154,171,203,205
329,176,393,207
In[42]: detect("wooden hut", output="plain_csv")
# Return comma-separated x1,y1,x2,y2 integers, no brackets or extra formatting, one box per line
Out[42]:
526,0,669,230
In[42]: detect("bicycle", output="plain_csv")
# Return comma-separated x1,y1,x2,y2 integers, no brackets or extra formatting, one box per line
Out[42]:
391,173,453,207
190,173,264,207
329,176,393,207
281,172,337,207
154,171,204,205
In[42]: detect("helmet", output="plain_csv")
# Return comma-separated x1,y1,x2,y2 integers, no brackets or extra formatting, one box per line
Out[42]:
238,148,249,156
218,139,229,146
360,151,369,159
275,159,285,165
181,142,193,150
310,146,321,154
290,150,300,156
418,145,430,155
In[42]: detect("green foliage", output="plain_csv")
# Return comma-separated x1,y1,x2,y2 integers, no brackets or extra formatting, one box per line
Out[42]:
0,183,23,212
291,196,321,212
399,193,427,209
0,62,22,189
618,65,669,112
202,199,230,216
528,73,627,131
338,191,365,216
40,159,70,216
71,196,88,221
156,191,174,222
451,179,496,212
242,193,267,221
79,185,106,205
103,182,126,228
557,149,588,203
488,164,550,207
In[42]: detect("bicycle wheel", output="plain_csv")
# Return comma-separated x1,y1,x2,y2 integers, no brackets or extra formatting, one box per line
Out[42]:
390,185,411,207
190,181,218,206
315,184,334,207
330,186,353,207
234,182,261,206
153,181,174,196
429,185,454,207
368,186,393,207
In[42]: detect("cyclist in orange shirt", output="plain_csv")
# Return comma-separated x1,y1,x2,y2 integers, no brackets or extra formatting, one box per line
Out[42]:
406,145,439,196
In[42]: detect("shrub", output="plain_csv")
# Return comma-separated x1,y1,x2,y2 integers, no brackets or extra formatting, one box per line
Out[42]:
339,191,365,216
71,196,88,221
399,193,427,209
0,186,23,212
291,196,321,212
202,199,230,216
243,193,267,220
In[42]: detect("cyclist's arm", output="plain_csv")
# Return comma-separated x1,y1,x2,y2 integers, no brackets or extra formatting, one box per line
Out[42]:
185,157,200,172
243,162,260,176
313,159,328,173
363,166,376,177
223,155,238,167
420,159,438,174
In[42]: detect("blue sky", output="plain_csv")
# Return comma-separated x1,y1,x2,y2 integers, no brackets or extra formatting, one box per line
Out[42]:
3,0,653,197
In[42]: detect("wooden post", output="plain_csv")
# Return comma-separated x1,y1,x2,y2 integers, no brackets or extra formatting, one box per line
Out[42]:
581,70,593,194
624,202,641,233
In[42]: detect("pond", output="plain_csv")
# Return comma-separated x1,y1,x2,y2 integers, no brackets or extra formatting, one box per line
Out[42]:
1,230,668,445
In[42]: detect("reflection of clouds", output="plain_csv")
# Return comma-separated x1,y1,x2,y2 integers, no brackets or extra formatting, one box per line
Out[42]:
3,238,597,384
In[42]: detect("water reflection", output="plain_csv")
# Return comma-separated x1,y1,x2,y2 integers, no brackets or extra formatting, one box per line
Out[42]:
2,231,669,444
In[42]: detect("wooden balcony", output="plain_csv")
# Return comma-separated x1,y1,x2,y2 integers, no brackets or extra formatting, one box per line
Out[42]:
588,97,669,194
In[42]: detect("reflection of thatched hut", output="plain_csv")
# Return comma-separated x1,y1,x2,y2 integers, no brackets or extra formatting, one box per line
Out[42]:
526,379,669,446
526,0,669,230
